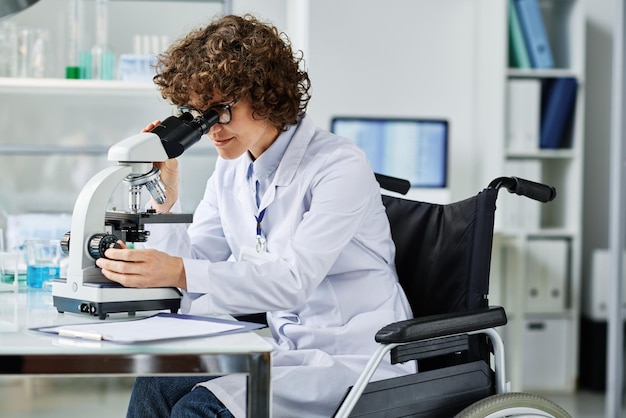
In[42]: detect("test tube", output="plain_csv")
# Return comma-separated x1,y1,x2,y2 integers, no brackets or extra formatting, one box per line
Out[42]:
66,0,82,78
91,0,113,80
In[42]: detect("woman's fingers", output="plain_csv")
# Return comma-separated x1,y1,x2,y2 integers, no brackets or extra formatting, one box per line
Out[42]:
142,120,162,133
95,248,185,289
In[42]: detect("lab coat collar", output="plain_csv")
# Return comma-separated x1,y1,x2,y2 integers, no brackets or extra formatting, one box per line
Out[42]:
234,114,315,208
273,114,315,187
250,124,294,184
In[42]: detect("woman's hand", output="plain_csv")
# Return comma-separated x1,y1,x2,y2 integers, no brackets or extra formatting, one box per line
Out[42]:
143,120,180,212
95,241,187,290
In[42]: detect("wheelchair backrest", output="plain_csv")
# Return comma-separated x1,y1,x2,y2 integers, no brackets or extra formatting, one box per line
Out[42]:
382,188,498,318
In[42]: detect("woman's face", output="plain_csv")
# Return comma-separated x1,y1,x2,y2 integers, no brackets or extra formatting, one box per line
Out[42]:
201,98,280,160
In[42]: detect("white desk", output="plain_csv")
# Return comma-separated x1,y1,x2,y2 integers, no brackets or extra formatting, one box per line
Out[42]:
0,288,272,417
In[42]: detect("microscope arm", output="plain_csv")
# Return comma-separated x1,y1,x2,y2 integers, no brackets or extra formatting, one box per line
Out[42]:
108,132,169,162
66,163,151,286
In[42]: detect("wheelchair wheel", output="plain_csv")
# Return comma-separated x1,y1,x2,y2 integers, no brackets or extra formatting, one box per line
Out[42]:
454,392,572,418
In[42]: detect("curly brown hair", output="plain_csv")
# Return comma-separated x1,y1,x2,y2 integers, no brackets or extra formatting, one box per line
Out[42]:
153,14,311,131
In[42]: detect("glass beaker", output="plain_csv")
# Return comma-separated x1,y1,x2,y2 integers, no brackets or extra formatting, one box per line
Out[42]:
0,252,19,291
0,21,18,77
24,239,61,289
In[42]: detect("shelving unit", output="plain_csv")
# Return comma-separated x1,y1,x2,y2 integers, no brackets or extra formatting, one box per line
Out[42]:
0,0,229,223
0,77,165,158
475,0,585,393
0,75,217,223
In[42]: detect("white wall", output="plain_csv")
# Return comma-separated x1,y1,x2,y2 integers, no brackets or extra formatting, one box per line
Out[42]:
232,0,286,26
233,0,488,200
304,0,484,200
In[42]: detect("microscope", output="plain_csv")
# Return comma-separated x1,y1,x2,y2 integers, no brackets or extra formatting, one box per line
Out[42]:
52,109,219,319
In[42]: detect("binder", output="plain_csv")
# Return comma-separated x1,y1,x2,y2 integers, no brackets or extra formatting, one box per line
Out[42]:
31,313,265,343
508,0,531,69
514,0,554,68
506,78,541,152
539,77,578,149
525,238,568,313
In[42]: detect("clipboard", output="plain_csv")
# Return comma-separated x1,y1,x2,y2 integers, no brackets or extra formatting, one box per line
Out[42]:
30,313,265,344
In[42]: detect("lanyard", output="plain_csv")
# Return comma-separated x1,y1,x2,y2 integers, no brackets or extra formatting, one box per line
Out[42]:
255,208,267,253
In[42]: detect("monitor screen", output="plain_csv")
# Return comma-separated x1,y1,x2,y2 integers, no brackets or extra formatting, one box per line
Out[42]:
330,117,448,188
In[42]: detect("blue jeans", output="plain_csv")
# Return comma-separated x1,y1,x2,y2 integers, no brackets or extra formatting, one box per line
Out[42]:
126,376,234,418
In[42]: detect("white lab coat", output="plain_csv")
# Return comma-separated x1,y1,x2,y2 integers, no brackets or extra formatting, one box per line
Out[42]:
146,114,415,417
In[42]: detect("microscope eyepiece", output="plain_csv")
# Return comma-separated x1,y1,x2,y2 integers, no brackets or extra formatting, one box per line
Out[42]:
151,108,220,159
200,108,220,129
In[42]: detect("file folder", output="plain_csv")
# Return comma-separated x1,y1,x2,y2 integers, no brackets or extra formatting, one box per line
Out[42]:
514,0,554,68
508,0,531,68
506,78,541,152
539,77,578,149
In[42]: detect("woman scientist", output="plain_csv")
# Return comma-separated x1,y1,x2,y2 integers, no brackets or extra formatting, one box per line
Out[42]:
96,13,414,418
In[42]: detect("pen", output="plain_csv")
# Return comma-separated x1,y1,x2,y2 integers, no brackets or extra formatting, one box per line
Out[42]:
58,329,104,341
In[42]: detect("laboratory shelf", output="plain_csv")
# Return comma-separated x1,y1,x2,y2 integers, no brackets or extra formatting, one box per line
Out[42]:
0,77,159,96
507,68,583,79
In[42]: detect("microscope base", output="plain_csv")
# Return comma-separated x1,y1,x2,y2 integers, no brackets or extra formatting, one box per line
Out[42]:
52,284,180,319
54,295,181,320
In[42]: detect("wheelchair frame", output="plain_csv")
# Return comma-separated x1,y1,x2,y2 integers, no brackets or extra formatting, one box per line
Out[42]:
333,175,569,418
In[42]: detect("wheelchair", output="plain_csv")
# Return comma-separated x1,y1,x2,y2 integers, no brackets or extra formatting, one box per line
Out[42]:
333,174,571,418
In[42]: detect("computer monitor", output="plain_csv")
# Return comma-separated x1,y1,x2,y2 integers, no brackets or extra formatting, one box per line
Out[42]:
330,117,449,188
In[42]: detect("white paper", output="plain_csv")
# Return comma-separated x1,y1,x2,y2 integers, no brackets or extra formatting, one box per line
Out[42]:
40,314,245,343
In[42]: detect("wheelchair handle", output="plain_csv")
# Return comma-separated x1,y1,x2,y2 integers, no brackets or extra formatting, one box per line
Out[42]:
375,173,411,195
489,176,557,203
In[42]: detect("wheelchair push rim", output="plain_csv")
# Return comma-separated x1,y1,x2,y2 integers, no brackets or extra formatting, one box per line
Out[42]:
453,392,572,418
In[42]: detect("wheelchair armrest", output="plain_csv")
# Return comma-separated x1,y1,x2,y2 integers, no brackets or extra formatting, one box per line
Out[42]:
375,306,507,344
233,312,268,327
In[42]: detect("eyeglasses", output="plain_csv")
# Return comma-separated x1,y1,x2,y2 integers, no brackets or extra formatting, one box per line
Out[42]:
177,99,238,125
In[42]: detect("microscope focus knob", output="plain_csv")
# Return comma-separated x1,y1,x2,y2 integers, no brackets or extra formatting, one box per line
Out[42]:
88,234,122,260
60,231,71,256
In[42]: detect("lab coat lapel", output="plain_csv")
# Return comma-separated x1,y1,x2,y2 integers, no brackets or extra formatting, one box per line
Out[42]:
258,116,315,211
273,114,316,189
246,114,316,212
234,156,255,211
